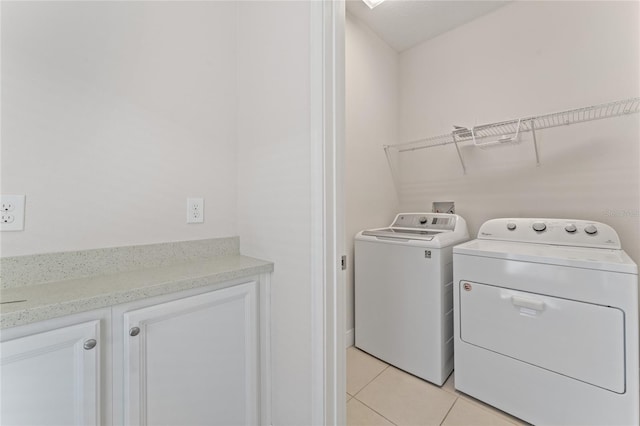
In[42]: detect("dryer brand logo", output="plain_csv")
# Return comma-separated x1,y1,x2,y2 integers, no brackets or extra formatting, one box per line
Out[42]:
463,283,472,291
424,250,431,259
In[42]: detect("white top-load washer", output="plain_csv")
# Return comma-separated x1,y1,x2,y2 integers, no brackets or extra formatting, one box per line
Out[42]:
355,213,469,385
453,218,638,425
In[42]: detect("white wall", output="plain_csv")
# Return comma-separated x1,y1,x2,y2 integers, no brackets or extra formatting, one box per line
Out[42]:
3,2,325,422
236,2,315,424
345,14,399,340
1,2,238,257
398,1,640,263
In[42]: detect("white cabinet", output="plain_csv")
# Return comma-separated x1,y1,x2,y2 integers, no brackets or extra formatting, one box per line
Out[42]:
121,281,259,426
1,275,270,426
0,320,102,426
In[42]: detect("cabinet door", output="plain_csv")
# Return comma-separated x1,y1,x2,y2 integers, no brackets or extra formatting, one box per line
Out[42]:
123,281,258,426
0,320,101,426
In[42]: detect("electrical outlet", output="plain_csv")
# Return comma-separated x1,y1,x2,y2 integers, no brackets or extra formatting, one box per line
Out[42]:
1,195,25,231
187,198,204,224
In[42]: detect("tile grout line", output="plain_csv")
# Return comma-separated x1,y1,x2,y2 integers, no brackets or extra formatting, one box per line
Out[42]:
443,374,523,425
352,393,399,426
351,364,390,398
348,355,523,426
351,363,459,426
457,393,524,425
351,365,399,425
439,396,460,426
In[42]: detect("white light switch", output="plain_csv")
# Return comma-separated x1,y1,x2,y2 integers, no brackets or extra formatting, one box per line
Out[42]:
1,195,25,231
187,198,204,224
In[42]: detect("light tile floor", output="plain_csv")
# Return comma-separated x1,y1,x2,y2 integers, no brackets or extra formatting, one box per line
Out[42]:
347,347,529,426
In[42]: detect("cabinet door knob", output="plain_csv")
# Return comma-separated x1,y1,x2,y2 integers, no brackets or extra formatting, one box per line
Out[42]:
129,327,141,337
83,339,97,350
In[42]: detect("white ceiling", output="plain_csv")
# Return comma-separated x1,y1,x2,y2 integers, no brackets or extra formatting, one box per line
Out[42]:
346,0,509,52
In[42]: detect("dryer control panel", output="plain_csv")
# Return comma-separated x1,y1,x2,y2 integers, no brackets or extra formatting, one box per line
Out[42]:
477,218,621,249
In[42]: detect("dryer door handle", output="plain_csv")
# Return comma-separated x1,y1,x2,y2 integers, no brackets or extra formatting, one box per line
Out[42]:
511,296,545,312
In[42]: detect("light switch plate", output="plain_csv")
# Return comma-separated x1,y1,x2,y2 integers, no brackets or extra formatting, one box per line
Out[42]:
1,194,25,231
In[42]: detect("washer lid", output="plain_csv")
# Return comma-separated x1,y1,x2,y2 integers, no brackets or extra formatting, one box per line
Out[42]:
358,213,470,247
361,228,439,241
454,239,638,274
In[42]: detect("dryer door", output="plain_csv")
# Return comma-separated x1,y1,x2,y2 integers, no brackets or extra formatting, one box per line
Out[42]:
459,281,625,393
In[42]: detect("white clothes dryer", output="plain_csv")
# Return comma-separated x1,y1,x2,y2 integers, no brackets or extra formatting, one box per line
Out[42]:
355,213,469,385
453,218,638,425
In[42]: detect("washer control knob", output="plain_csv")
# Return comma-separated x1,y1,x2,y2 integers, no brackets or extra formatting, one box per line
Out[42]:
506,222,517,231
584,225,598,235
418,216,428,224
532,222,547,232
565,224,577,233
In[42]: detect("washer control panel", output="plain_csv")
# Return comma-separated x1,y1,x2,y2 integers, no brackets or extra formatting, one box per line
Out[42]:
391,213,457,231
477,218,621,249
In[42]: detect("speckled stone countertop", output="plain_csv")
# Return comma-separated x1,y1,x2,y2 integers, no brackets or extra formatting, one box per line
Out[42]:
0,238,273,329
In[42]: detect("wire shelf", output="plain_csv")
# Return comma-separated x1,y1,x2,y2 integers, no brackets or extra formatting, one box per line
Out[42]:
386,97,640,151
384,97,640,174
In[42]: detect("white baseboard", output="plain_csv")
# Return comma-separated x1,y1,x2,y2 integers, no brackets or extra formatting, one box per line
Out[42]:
345,328,355,347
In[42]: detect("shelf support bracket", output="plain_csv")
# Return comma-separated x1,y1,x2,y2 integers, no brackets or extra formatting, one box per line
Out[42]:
452,132,467,174
530,119,541,166
384,145,401,195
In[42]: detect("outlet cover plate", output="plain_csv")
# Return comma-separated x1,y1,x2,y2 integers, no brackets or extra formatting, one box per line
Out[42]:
187,197,204,224
1,194,25,231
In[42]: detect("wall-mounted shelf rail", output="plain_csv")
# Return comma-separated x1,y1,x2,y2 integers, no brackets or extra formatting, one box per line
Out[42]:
384,97,640,174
